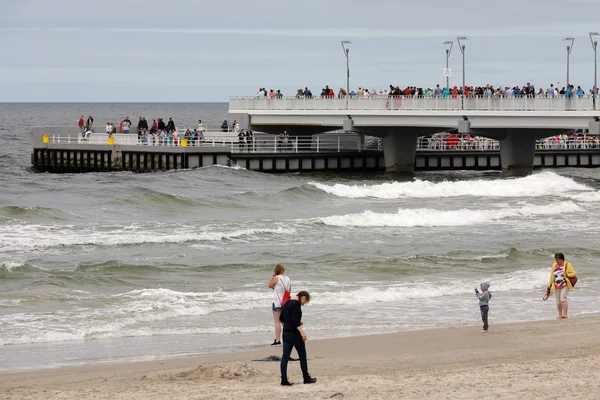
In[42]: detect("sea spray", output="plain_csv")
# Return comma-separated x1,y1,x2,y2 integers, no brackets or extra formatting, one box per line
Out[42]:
309,171,592,199
316,201,582,227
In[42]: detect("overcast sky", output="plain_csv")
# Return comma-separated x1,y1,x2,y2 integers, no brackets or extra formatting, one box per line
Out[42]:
1,0,600,102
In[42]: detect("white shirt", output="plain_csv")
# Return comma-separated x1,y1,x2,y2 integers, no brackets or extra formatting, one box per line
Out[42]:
272,275,291,307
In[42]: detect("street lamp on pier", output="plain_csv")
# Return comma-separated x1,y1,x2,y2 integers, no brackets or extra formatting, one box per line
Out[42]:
341,40,351,110
563,37,575,89
443,41,453,90
590,33,599,110
457,36,468,110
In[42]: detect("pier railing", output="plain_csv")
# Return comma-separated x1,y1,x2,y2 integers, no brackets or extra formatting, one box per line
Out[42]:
229,96,595,111
41,133,381,153
40,133,600,153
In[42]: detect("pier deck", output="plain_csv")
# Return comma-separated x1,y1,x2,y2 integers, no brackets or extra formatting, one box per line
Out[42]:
31,127,600,173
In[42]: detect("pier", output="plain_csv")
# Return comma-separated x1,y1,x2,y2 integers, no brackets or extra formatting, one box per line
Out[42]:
30,125,600,173
229,96,600,175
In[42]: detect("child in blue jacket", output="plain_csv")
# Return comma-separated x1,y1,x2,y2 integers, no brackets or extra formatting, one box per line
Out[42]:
475,282,492,332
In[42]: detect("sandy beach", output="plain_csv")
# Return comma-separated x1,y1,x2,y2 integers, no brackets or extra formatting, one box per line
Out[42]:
2,316,600,400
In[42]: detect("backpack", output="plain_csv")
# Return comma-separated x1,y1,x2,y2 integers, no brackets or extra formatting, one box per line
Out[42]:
566,262,578,287
280,276,291,307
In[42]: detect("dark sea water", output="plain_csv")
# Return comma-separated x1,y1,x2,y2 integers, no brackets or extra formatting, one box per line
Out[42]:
1,103,600,372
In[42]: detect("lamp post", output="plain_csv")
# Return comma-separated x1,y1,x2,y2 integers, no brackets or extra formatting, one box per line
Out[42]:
341,40,351,110
590,33,599,110
443,41,453,90
457,36,468,110
564,38,574,89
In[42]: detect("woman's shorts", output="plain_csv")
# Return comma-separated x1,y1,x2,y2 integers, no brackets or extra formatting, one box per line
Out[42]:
272,302,282,312
555,287,569,304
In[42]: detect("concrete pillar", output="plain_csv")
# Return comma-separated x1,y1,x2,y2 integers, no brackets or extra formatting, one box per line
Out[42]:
499,130,537,176
382,132,419,172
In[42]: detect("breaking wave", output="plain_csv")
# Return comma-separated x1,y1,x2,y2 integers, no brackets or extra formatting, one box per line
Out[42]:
317,201,581,227
309,171,593,199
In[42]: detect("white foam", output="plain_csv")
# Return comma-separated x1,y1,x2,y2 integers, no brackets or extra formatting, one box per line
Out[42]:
0,299,23,307
309,171,592,199
0,268,563,345
0,224,295,251
0,261,27,271
317,201,581,227
309,268,552,306
0,287,273,345
201,164,246,170
567,191,600,202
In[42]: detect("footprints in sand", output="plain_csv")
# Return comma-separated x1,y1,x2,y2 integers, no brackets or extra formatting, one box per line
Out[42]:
143,362,264,381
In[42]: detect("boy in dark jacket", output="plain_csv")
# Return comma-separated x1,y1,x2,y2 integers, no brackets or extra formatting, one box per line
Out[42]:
279,291,317,386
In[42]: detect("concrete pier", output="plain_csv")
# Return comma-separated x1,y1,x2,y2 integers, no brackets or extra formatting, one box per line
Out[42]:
498,131,538,175
382,134,418,172
30,127,600,174
230,96,600,175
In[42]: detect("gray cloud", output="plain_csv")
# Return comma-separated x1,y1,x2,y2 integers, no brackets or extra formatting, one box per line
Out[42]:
1,0,599,101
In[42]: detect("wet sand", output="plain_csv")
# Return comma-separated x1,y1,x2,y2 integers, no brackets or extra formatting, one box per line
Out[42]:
2,317,600,400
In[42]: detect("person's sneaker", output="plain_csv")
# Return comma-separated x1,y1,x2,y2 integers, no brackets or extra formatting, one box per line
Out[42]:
281,378,293,386
303,376,317,384
271,340,281,346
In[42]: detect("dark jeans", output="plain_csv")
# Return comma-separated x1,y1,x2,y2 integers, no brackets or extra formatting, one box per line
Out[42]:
280,331,308,379
480,305,489,331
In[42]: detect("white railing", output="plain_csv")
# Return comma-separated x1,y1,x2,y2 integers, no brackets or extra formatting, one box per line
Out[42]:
42,133,379,153
229,96,596,111
44,133,238,147
417,136,600,151
40,133,600,152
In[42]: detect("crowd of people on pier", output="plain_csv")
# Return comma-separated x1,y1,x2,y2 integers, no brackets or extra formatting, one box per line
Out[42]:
257,83,595,99
426,131,600,151
77,115,213,145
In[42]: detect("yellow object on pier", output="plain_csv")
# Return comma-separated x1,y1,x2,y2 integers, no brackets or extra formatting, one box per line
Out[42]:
42,134,49,143
181,138,188,147
107,136,115,145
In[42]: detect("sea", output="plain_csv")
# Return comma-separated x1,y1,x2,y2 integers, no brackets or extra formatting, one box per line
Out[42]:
1,103,600,372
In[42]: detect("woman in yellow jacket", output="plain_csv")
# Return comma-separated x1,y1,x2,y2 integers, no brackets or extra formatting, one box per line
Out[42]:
546,252,577,319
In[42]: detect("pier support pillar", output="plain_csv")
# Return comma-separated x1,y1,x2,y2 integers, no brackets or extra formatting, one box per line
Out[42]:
382,132,419,173
499,130,537,176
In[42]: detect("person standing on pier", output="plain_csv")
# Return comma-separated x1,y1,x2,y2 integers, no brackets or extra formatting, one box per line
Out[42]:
137,117,148,144
157,118,166,133
246,130,254,152
86,115,94,128
78,115,84,132
121,117,131,134
137,117,143,143
166,118,176,133
238,130,245,152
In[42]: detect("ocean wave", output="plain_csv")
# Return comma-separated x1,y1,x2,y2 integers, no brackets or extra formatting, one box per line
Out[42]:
0,287,270,345
72,262,166,274
567,191,600,202
309,171,592,199
201,164,246,171
0,224,296,251
0,268,565,346
109,188,198,207
311,269,552,306
0,261,28,272
316,201,581,228
0,205,70,221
